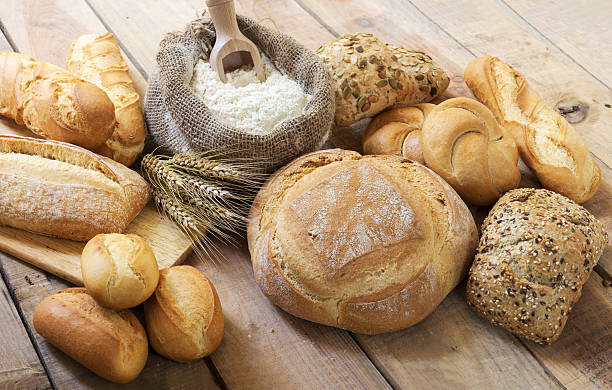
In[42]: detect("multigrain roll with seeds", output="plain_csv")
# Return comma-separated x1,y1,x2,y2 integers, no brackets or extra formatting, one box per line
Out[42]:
466,188,608,344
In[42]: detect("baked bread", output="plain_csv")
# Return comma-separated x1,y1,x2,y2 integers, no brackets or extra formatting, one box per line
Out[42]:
0,135,150,241
247,149,478,334
0,51,115,149
466,188,608,344
67,33,146,166
33,288,148,383
422,97,520,205
144,266,224,362
316,33,449,127
81,233,159,309
464,56,600,203
362,103,434,163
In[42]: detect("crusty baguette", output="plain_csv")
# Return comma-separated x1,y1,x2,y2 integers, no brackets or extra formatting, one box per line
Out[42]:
67,33,146,166
0,135,150,241
362,103,434,164
464,56,600,203
0,51,115,149
422,97,520,205
466,188,608,343
33,288,148,383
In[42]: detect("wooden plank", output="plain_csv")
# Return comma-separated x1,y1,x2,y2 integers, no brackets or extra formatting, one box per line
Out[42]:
503,0,612,89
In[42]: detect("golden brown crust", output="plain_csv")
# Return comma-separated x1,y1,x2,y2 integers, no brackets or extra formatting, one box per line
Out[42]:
0,135,150,241
464,56,600,203
466,188,608,343
67,33,146,166
144,266,224,362
362,103,435,163
421,97,520,205
247,150,478,334
0,51,115,149
33,287,148,383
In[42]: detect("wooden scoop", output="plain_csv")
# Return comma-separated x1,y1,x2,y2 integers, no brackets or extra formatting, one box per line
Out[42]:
206,0,265,83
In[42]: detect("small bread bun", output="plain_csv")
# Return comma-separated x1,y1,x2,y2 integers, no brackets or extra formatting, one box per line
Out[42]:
33,288,148,383
81,233,159,309
144,266,224,362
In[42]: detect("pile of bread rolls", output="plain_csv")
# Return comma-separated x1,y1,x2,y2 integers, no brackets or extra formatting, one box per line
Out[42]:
33,234,223,383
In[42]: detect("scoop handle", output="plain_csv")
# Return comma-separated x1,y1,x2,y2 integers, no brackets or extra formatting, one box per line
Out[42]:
206,0,241,39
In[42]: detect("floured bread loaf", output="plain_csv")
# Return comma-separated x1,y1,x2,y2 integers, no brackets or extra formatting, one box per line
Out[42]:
247,149,478,334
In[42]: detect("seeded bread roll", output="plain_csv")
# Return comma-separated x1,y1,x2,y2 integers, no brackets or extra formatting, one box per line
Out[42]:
362,103,434,164
144,266,224,362
33,288,148,383
466,188,608,344
316,33,449,127
464,56,600,203
248,149,478,334
81,233,159,309
422,97,521,205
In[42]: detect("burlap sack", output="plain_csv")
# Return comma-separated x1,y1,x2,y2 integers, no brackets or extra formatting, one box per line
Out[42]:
145,15,335,172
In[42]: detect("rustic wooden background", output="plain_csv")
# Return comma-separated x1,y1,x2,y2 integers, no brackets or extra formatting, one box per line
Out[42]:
0,1,610,389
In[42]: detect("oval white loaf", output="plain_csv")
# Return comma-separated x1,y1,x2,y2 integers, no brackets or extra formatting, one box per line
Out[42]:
0,135,150,241
247,149,478,334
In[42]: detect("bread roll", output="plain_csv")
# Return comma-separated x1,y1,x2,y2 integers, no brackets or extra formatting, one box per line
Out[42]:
248,149,478,334
466,188,608,344
81,233,159,309
422,97,520,205
0,51,115,149
464,56,600,203
67,33,146,166
362,103,434,163
33,288,148,383
144,266,224,362
316,33,449,126
0,135,150,241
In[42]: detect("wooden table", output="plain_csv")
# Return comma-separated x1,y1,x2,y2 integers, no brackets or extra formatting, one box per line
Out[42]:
0,1,610,389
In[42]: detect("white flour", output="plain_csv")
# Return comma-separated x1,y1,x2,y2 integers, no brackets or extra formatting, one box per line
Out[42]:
191,54,311,135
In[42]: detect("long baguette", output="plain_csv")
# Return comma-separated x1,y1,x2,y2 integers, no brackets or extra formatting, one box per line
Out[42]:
0,135,150,241
464,56,600,203
0,51,115,149
67,33,146,166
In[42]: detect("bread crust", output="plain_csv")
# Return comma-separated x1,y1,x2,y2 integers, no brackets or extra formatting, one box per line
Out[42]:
247,150,478,334
33,288,148,383
0,51,115,149
464,56,600,203
67,33,146,166
0,135,150,241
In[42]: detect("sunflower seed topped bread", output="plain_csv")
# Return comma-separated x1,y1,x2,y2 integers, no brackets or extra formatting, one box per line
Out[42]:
466,188,608,344
316,33,449,127
362,103,434,164
464,56,600,203
67,33,146,166
248,149,478,334
422,97,520,205
0,135,150,241
0,51,116,149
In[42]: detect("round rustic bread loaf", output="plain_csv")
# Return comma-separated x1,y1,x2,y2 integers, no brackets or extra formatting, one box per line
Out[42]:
422,97,521,205
247,149,478,334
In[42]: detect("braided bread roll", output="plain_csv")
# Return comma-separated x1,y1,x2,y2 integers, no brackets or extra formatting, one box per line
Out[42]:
422,97,520,206
67,33,146,166
0,51,115,149
464,57,600,203
362,103,434,164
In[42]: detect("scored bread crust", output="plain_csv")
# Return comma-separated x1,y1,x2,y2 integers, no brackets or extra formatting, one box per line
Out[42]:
33,288,148,383
0,135,150,241
0,51,115,149
464,56,600,203
67,33,146,166
362,103,435,164
421,97,520,205
247,149,478,334
466,188,608,344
